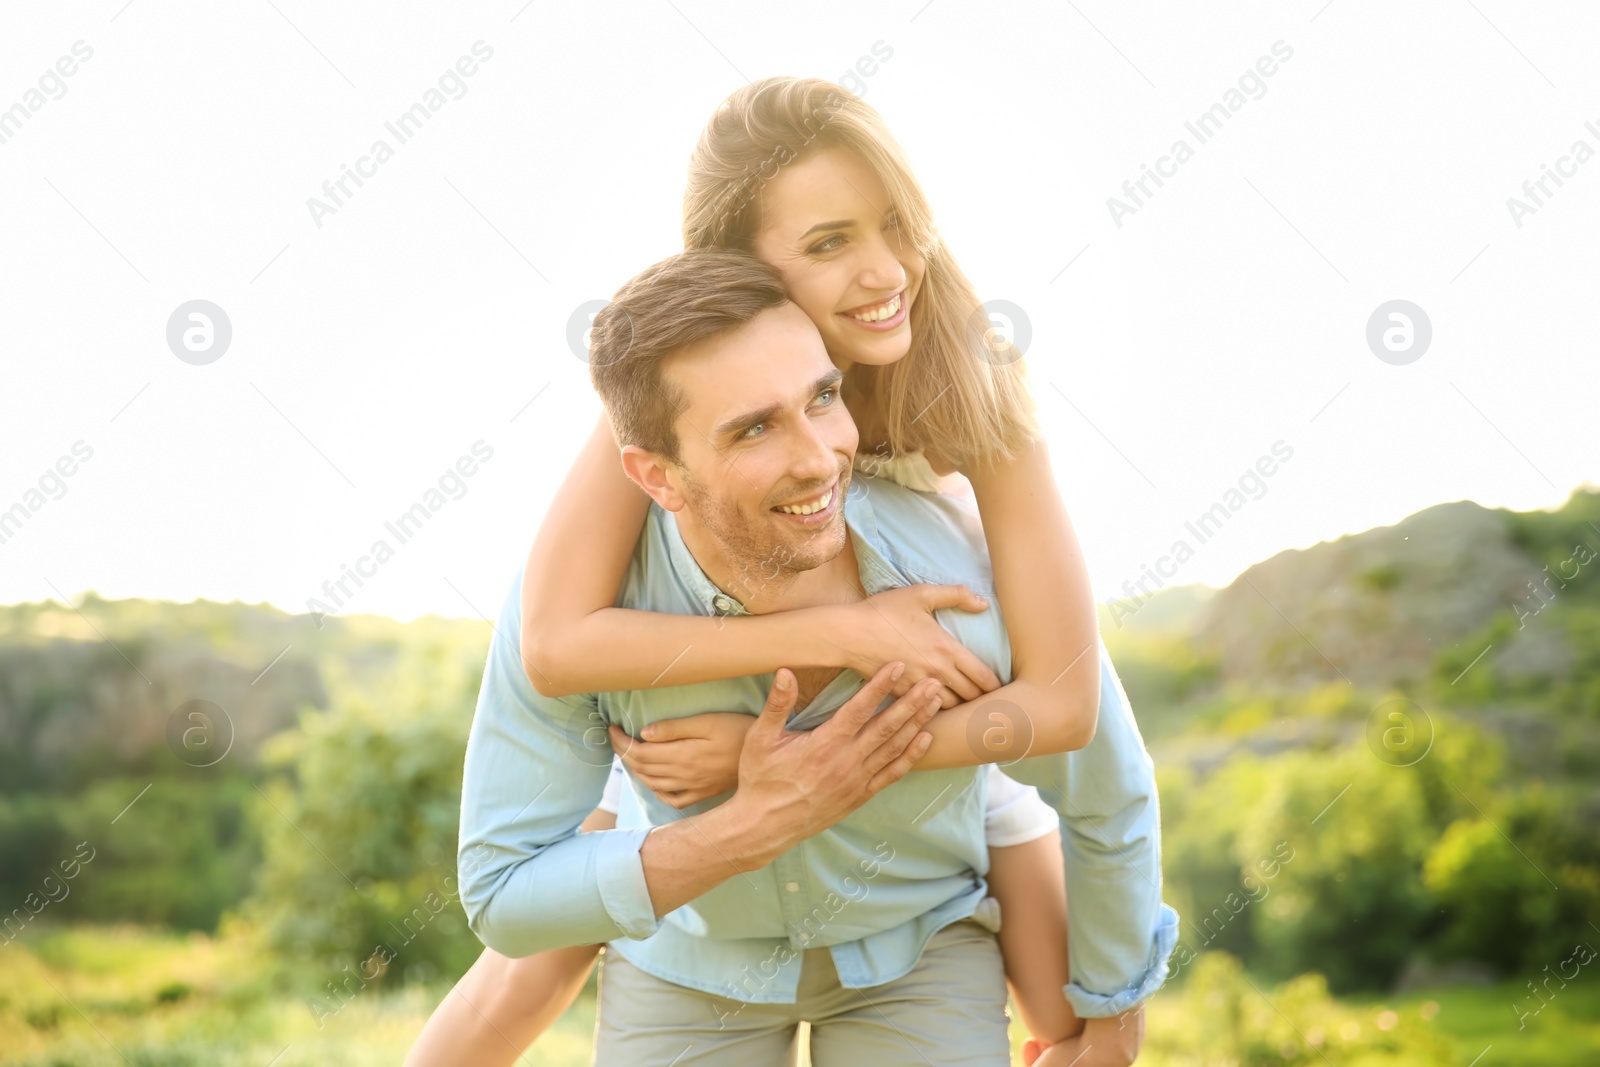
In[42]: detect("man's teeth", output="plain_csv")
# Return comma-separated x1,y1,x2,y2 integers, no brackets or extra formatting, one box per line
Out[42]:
849,293,901,323
775,487,834,515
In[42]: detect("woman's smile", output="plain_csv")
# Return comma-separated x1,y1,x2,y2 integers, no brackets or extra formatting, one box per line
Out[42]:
840,289,908,331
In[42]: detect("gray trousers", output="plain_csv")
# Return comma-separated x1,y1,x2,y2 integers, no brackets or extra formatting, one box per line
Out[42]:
593,917,1010,1066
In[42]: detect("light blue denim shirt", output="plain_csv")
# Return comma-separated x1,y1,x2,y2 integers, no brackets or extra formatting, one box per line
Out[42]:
457,473,1179,1016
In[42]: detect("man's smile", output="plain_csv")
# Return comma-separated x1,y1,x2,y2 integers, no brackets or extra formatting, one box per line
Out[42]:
770,476,842,525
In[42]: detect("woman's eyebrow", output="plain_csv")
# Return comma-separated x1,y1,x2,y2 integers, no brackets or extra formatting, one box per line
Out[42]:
799,219,853,239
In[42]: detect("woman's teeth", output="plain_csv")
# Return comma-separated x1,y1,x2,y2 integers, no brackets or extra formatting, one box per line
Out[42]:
775,487,834,515
849,293,901,323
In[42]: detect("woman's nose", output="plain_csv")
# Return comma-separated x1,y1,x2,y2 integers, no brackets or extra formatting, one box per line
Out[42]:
856,234,907,291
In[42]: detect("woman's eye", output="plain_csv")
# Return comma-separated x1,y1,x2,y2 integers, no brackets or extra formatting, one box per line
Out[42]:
809,234,844,254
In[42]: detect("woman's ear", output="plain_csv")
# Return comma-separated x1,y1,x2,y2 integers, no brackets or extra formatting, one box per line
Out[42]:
619,445,687,512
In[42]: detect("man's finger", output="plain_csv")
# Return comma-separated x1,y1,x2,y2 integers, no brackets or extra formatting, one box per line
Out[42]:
865,731,932,794
864,694,940,777
854,678,939,754
747,668,798,741
821,661,905,738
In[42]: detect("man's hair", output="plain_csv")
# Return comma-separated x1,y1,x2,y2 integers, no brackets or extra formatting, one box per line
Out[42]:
589,249,789,462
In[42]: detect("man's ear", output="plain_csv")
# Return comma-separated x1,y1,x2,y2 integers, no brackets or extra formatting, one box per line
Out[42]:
619,445,687,512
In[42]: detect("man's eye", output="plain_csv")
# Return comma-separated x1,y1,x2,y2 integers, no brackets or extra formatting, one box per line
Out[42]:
741,423,765,439
815,389,835,405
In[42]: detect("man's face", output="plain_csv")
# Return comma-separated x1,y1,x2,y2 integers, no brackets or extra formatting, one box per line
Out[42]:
660,302,859,590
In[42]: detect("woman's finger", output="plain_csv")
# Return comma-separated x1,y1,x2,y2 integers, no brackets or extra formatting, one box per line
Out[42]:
663,789,708,810
917,583,990,615
939,665,983,704
618,742,684,774
607,724,641,759
641,715,709,742
951,644,1003,693
635,771,689,794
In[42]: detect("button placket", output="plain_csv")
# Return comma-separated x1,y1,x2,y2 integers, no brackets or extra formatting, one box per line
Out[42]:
773,847,814,946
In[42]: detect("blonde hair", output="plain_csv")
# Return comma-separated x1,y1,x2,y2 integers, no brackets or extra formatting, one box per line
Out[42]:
682,77,1040,471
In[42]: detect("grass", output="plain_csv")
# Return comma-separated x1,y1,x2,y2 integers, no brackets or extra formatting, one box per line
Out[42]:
3,924,1597,1065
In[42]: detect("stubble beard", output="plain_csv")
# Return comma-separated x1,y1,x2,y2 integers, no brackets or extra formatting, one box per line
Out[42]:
680,461,851,604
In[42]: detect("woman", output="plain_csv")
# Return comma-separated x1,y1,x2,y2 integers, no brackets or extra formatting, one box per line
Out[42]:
406,77,1101,1064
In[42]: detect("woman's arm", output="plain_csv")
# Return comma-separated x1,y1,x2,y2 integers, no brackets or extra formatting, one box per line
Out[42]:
605,438,1101,792
520,413,995,702
909,438,1101,768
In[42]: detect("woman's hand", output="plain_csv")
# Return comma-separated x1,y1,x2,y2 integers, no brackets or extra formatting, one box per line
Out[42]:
830,584,1003,708
608,713,755,809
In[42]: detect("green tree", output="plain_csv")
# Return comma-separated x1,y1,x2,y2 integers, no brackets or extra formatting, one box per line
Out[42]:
1234,749,1435,991
245,634,489,991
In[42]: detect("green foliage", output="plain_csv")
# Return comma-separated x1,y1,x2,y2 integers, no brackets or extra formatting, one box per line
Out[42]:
1504,487,1600,605
0,777,258,935
1098,630,1221,733
1425,785,1600,971
1146,952,1455,1065
1242,751,1433,990
64,777,260,932
245,634,488,989
1360,563,1403,592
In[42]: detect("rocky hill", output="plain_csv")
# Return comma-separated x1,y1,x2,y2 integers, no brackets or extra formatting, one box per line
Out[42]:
1103,487,1600,703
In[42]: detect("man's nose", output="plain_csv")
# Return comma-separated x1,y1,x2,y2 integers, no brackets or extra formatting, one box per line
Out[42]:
790,416,840,482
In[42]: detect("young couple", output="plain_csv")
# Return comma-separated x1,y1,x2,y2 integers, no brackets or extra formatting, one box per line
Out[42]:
405,77,1177,1065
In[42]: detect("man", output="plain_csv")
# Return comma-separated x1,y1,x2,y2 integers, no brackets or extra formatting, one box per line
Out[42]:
457,249,1178,1064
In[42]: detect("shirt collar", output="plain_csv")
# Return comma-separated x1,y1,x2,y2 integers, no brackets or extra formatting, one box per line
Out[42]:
659,474,904,618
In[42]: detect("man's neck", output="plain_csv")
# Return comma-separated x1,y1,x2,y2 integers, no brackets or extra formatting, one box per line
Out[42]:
679,518,866,616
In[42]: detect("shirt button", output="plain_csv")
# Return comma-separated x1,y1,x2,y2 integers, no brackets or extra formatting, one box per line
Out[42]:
785,881,800,893
712,595,733,613
796,932,811,944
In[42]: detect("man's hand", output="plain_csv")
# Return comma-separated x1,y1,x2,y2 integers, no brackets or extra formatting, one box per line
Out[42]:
608,712,753,809
729,661,942,851
1023,1007,1145,1067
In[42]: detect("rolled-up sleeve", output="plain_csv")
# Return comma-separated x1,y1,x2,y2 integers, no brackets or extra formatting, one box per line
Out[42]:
456,575,661,957
1000,637,1180,1017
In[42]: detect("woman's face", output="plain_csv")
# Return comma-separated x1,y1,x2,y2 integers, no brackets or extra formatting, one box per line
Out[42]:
751,146,926,371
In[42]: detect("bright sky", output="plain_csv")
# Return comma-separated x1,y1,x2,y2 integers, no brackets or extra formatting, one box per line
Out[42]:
1,1,1595,625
